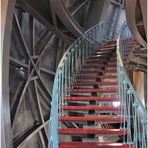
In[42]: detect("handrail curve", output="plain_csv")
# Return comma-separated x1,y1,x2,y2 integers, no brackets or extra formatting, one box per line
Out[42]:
49,20,147,148
117,21,147,148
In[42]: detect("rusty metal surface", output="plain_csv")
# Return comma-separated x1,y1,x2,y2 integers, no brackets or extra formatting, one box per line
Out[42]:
1,0,16,148
125,0,147,48
139,0,147,34
50,0,84,37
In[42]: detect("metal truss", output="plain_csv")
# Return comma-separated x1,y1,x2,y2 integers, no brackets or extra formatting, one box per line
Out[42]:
9,11,55,147
5,1,93,147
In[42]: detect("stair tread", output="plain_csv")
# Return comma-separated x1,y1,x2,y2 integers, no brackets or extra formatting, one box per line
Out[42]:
85,59,116,62
59,116,126,122
83,63,116,66
86,56,116,60
64,96,119,101
87,59,116,63
59,142,133,148
80,69,116,73
72,81,117,85
102,43,116,47
59,128,127,135
83,65,116,68
90,56,116,59
96,48,115,51
67,88,117,93
97,45,116,49
93,52,113,55
76,75,116,79
96,48,115,52
63,106,121,111
87,60,116,63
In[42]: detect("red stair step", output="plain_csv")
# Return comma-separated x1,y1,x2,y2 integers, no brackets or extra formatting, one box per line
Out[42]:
72,81,117,86
83,64,116,68
86,62,116,65
63,106,121,111
59,116,126,122
95,50,113,54
89,56,116,60
92,53,113,56
96,48,115,52
100,43,117,48
64,96,119,101
59,128,127,135
95,51,115,54
59,142,133,148
76,75,116,79
89,57,116,60
90,55,116,58
90,55,116,59
87,58,116,63
102,43,116,48
96,47,116,52
67,88,117,93
80,69,116,73
84,63,116,66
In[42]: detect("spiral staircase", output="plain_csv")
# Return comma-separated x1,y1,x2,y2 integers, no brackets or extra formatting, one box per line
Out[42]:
49,21,147,148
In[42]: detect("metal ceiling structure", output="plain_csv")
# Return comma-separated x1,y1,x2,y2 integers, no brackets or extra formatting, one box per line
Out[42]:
124,0,147,72
125,0,147,48
1,0,146,148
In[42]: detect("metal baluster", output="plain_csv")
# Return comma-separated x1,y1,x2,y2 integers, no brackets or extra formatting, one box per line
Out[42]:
61,64,64,116
64,56,68,97
133,101,139,148
68,51,71,90
127,90,132,143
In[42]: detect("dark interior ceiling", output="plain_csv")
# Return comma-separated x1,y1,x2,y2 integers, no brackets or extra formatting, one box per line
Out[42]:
125,0,147,48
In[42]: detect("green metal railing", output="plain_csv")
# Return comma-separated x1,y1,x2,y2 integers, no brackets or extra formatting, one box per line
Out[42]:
117,22,147,147
49,20,113,148
48,20,147,148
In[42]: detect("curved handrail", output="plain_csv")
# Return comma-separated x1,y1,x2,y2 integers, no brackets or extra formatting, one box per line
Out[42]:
49,20,114,148
117,22,146,113
117,38,146,114
116,22,147,147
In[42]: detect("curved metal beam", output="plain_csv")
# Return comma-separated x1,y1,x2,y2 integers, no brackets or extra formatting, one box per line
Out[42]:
70,0,89,16
14,120,49,148
50,0,84,37
17,0,74,43
139,0,147,35
11,14,53,127
125,0,147,47
1,0,16,148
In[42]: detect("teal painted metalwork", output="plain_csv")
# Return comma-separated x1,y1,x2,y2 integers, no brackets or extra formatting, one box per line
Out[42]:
49,20,147,148
117,22,147,147
49,20,114,148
